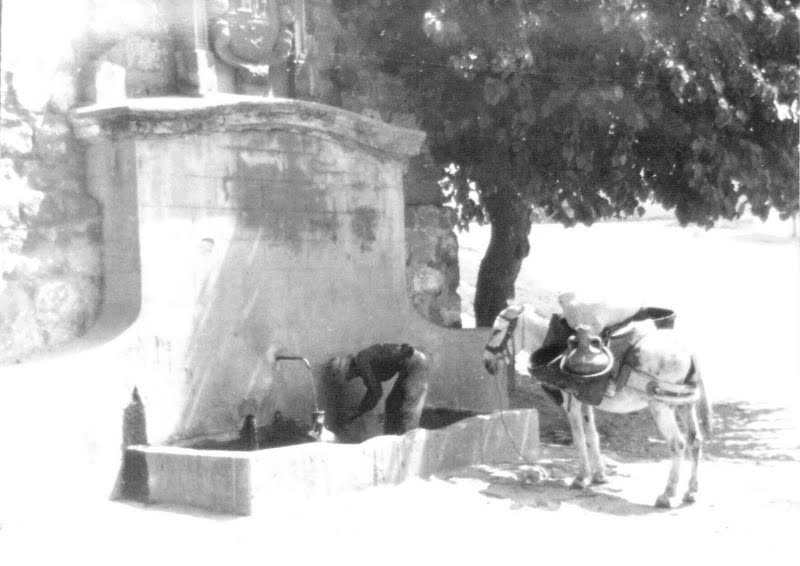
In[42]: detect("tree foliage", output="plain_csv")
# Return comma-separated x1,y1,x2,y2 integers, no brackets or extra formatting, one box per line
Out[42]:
346,0,799,227
339,0,799,324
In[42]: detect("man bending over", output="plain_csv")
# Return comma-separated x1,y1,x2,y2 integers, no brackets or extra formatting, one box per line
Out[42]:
330,343,429,435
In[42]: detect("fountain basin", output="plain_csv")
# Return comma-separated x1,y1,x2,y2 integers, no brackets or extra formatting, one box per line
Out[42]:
129,408,539,515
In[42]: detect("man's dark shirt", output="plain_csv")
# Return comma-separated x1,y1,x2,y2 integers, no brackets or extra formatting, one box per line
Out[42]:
349,343,415,418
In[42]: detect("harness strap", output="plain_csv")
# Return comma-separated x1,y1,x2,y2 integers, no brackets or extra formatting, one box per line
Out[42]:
620,366,699,404
484,316,519,355
484,343,507,355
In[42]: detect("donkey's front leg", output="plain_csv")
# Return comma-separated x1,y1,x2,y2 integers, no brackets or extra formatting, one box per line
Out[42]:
564,395,593,489
650,402,685,508
582,404,608,485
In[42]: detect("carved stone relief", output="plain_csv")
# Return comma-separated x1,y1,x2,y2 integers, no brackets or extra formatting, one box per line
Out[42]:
208,0,304,97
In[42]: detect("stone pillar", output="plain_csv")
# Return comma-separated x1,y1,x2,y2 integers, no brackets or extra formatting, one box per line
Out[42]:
171,0,219,95
120,387,149,501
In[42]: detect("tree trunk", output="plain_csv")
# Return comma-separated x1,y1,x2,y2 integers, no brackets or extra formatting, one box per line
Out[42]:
474,195,532,327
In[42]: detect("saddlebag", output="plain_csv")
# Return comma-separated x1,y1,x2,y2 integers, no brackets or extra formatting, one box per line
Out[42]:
529,308,675,406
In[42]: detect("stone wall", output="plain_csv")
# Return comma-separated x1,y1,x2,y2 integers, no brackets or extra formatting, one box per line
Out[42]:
283,0,464,327
0,1,103,363
88,2,176,101
330,3,463,327
405,206,462,328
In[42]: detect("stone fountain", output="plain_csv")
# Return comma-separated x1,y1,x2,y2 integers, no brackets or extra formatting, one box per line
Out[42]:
0,0,540,516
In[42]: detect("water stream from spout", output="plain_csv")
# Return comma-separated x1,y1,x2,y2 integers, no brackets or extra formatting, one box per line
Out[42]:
274,354,319,412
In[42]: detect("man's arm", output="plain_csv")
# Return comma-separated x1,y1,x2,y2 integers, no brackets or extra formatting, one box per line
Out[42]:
350,355,383,420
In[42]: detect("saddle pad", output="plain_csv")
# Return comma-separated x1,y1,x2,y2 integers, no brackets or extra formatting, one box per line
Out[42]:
530,360,610,406
530,314,573,368
558,290,643,335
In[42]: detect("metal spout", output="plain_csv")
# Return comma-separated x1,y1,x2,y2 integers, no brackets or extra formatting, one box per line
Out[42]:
275,354,311,370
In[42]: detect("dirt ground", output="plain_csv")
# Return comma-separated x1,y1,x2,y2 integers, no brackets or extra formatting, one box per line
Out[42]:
1,216,798,565
2,438,797,565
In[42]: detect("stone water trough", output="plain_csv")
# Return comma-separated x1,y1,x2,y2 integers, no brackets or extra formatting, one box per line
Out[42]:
128,409,539,515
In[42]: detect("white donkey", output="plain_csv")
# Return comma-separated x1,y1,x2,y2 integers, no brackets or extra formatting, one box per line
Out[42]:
483,305,711,508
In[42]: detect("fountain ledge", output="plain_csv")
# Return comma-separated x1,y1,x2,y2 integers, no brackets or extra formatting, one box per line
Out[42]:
69,95,426,159
130,409,539,516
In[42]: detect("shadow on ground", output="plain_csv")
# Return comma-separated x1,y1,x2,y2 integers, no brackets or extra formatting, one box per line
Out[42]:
436,459,669,516
705,402,799,461
510,383,799,462
435,393,798,517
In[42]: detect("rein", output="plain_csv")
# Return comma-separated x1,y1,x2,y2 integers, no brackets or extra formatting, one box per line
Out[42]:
486,311,534,464
505,315,522,393
484,311,525,395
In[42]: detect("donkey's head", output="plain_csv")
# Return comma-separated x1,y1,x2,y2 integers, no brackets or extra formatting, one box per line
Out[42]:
482,305,525,375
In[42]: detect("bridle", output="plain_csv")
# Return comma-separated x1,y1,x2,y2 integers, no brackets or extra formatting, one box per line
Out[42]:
484,312,521,363
485,309,524,404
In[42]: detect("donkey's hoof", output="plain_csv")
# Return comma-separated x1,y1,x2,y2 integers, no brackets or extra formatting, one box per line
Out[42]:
591,472,609,485
570,477,589,490
654,495,672,509
682,492,697,505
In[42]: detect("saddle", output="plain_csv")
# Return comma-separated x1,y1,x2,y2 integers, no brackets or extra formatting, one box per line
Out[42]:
529,307,676,406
